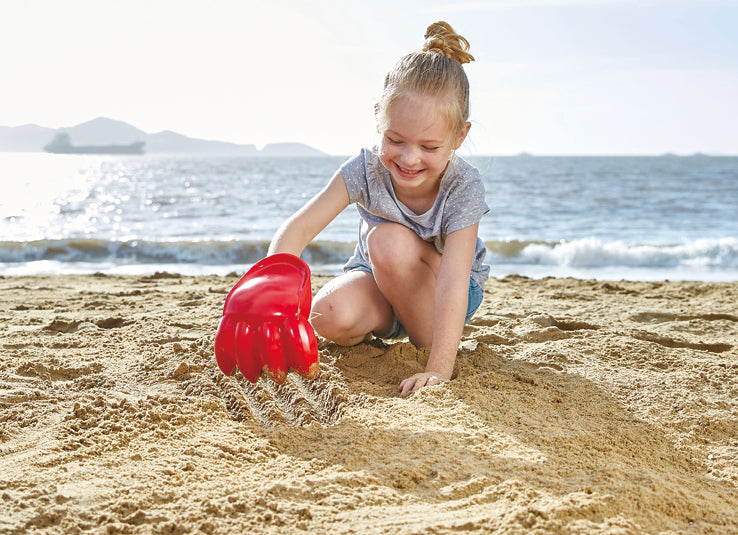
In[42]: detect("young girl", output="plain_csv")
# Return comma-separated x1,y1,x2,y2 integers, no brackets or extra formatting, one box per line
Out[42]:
267,21,490,395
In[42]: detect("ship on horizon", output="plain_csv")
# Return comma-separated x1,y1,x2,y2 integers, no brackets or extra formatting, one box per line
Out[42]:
44,132,145,154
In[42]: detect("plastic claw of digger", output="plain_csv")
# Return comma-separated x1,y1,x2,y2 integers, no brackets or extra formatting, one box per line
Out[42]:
214,253,319,384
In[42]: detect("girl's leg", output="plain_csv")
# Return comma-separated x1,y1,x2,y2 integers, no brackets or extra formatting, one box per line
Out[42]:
366,223,441,348
311,269,395,346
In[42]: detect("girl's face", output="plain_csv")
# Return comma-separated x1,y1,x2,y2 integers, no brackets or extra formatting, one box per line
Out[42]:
379,92,470,196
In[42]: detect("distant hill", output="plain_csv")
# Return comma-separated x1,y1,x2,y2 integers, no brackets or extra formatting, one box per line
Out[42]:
0,124,55,152
0,117,327,156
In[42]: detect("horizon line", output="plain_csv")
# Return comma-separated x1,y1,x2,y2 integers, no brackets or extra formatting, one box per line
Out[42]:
2,118,735,158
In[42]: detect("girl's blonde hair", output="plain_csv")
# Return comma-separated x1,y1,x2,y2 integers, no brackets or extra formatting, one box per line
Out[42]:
377,21,474,137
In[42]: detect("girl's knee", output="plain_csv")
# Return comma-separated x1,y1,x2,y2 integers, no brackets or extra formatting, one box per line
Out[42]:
311,293,340,335
366,223,422,269
311,292,362,345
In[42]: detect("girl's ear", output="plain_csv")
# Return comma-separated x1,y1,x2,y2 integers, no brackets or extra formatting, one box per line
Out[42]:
453,122,472,150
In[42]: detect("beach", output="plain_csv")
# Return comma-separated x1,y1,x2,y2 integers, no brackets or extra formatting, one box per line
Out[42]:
1,273,737,534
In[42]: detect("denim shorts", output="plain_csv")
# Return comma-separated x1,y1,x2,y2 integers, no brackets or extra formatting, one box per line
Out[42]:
350,266,484,340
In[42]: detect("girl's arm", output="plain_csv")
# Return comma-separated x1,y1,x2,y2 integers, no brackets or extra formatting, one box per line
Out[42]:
399,223,479,395
268,169,350,256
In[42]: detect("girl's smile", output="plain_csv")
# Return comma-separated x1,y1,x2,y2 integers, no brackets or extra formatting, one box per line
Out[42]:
394,163,425,179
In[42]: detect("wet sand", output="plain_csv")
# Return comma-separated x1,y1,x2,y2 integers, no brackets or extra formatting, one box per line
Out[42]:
1,273,737,533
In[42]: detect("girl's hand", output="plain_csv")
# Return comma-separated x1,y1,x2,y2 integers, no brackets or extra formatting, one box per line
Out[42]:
399,372,449,396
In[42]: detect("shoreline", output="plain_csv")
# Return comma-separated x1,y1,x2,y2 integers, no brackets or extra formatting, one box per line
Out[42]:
2,262,737,283
1,274,737,533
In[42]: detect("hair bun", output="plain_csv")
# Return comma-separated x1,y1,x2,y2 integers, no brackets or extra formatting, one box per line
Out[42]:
422,21,474,64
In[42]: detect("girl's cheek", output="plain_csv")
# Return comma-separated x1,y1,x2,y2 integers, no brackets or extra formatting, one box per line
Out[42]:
378,140,390,157
378,148,393,170
380,143,398,161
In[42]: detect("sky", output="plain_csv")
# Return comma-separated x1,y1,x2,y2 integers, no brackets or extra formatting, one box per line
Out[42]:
1,0,737,156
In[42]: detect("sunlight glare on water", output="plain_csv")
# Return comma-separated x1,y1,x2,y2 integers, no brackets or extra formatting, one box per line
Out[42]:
0,153,96,241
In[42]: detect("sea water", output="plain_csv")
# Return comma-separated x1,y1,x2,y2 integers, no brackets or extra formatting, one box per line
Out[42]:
0,152,736,281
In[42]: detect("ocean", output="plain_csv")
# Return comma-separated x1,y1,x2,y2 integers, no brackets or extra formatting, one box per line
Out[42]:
1,152,736,281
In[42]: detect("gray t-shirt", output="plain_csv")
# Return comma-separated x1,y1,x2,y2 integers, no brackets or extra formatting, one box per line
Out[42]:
340,148,490,287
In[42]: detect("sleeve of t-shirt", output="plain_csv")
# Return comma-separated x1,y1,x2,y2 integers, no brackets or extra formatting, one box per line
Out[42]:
340,149,369,205
443,173,490,235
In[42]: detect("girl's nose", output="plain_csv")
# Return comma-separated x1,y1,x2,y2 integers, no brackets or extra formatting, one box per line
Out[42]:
400,145,421,166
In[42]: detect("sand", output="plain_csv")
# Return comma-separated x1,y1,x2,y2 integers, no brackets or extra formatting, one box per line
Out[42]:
1,273,737,534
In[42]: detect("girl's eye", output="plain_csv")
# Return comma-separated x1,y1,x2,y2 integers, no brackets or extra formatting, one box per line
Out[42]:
423,146,440,152
386,136,401,145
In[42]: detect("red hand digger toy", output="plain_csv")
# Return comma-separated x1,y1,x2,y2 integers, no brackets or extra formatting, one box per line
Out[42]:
214,253,319,384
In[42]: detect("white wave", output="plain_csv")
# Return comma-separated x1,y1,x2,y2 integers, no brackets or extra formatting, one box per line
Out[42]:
487,237,738,269
0,238,355,266
2,236,737,281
